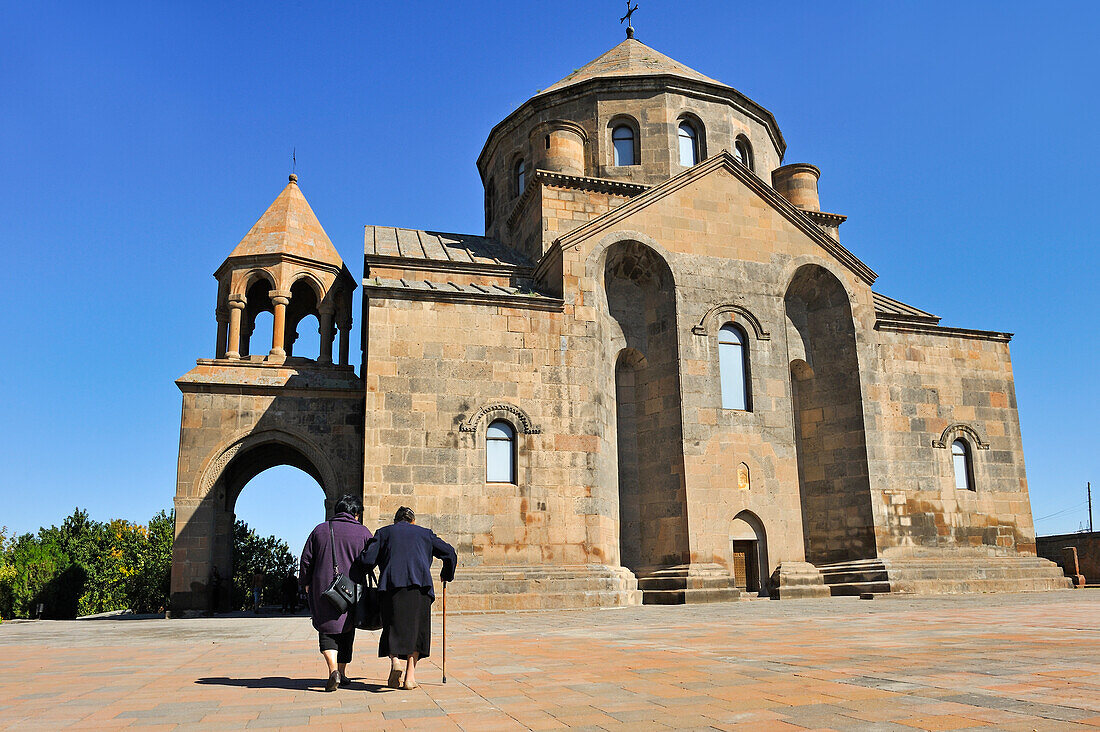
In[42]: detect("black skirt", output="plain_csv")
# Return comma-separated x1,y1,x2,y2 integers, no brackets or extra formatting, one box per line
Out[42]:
378,586,433,659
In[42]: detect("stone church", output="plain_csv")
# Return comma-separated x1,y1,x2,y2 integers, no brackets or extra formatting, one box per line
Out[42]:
171,34,1069,612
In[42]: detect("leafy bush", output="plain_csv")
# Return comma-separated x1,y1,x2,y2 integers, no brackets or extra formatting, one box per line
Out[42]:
0,509,175,619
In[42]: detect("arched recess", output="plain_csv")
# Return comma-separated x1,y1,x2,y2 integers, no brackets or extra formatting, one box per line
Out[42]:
460,402,541,434
785,263,876,566
604,239,689,574
730,511,769,596
243,278,274,358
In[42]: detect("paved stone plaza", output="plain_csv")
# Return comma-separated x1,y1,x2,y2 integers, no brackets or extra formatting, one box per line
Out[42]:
1,591,1098,730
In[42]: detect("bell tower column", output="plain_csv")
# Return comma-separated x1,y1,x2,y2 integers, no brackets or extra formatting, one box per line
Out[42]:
269,290,292,360
318,304,335,364
225,296,247,359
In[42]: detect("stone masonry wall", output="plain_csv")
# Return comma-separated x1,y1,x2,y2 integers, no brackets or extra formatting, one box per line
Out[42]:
865,329,1035,556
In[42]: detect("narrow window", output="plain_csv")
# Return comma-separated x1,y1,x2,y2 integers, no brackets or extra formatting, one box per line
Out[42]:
545,135,551,150
515,159,526,196
952,439,974,491
485,179,495,227
734,136,754,172
612,125,635,166
678,122,699,166
719,324,749,410
486,420,516,483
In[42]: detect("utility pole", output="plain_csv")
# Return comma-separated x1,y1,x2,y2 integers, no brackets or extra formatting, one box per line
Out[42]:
1089,481,1093,533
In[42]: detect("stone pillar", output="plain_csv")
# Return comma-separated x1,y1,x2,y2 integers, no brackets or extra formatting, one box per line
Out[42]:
338,319,351,367
225,296,247,359
318,305,335,365
268,290,292,361
215,309,228,359
772,163,821,212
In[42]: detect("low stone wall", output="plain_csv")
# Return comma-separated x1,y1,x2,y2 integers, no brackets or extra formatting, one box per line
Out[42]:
1037,531,1100,585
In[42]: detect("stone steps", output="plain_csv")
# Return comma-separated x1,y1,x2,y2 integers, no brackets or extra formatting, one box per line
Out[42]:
815,556,1073,596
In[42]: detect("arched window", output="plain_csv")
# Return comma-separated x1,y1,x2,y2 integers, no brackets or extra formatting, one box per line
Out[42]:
514,159,527,196
734,136,754,172
612,125,636,166
486,420,516,483
678,122,699,166
952,439,975,491
719,324,749,410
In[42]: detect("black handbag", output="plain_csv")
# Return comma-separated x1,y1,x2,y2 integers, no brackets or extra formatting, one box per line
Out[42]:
320,522,358,613
356,568,382,631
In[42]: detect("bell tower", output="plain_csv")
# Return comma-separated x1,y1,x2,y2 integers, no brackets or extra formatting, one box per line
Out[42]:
171,175,364,615
213,174,355,365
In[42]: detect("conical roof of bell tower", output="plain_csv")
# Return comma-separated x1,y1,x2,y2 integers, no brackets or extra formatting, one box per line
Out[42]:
540,37,725,95
228,174,344,267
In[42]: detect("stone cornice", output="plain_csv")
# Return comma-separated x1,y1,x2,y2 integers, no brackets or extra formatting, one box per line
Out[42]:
364,283,564,312
555,152,878,286
804,210,848,226
506,169,650,231
874,319,1013,342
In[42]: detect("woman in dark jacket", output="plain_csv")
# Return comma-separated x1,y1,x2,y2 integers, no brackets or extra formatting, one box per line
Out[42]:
355,506,456,690
300,494,373,691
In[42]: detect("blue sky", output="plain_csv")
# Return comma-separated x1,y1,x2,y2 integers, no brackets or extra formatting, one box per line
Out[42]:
2,1,1097,552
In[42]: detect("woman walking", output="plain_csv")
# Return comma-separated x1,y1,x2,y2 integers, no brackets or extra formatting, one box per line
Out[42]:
355,506,457,689
300,494,373,692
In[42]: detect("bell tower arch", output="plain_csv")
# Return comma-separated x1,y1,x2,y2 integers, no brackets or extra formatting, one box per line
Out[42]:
172,175,364,614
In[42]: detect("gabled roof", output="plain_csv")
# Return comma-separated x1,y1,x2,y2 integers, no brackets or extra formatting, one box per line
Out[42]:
541,38,724,95
364,226,535,269
228,175,344,267
551,151,878,285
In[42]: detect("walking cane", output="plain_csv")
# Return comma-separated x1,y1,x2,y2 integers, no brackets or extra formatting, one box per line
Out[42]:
441,581,447,683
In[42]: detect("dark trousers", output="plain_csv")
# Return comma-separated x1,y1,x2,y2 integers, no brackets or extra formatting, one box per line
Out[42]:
318,630,355,663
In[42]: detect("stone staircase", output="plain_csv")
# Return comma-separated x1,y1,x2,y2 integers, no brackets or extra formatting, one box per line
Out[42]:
816,555,1073,596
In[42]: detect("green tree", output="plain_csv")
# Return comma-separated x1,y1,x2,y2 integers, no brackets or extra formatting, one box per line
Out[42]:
231,520,296,610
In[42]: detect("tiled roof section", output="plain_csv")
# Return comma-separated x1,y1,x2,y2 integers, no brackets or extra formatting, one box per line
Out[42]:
364,276,544,298
364,226,535,268
229,177,344,267
873,292,940,323
541,38,725,95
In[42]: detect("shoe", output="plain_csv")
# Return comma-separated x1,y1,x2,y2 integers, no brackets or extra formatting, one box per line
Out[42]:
402,680,419,690
339,674,352,687
326,670,340,692
387,668,403,689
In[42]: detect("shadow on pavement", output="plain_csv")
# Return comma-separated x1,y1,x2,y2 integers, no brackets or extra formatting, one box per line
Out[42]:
195,677,395,694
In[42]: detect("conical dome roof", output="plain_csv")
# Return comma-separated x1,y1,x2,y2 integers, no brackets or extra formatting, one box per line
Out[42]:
540,37,725,95
228,175,344,267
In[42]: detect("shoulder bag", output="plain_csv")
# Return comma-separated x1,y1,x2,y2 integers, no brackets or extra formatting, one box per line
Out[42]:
321,522,358,612
356,567,382,630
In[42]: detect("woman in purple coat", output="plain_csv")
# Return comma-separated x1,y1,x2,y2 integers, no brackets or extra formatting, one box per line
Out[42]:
300,494,373,691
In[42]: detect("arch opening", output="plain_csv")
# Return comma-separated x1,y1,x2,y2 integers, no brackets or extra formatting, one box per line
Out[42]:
784,264,875,566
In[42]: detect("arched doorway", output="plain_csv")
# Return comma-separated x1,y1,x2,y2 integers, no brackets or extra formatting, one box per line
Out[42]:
172,430,341,613
784,265,875,565
604,240,689,575
730,511,769,596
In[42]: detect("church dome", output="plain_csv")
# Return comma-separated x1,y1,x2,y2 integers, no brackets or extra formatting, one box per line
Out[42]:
478,36,786,239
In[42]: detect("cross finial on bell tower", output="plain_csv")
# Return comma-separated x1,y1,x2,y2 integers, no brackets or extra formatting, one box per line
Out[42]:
620,1,638,39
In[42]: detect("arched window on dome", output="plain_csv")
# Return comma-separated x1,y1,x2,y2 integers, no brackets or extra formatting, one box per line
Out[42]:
678,121,700,166
612,125,636,166
719,323,750,411
514,159,527,197
734,136,754,172
952,439,975,491
486,420,516,483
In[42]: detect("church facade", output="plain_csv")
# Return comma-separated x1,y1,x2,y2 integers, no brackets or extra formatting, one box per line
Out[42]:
172,37,1069,612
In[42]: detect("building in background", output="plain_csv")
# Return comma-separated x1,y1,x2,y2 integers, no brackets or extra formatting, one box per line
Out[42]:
171,34,1069,612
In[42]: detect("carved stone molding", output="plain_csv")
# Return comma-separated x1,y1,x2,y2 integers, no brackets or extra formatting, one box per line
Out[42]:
931,423,990,450
692,301,770,340
460,403,541,434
